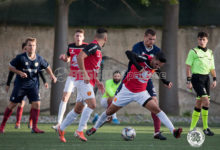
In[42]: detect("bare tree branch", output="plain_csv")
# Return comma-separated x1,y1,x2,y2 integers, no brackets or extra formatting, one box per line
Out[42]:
120,0,144,20
89,0,106,10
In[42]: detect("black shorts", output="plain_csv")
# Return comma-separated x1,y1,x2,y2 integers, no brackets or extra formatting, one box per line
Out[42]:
10,85,40,103
191,74,210,99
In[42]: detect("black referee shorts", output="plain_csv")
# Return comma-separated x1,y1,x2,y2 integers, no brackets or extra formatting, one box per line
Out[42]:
191,74,210,99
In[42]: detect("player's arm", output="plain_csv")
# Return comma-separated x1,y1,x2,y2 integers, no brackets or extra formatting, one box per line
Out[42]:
5,71,14,92
105,80,115,97
44,66,57,83
59,54,70,62
155,69,172,88
125,50,147,71
210,69,217,88
9,65,27,78
95,78,105,94
39,70,49,88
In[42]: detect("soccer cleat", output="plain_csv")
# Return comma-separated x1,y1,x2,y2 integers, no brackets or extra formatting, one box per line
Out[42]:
173,128,182,138
32,127,45,133
86,127,96,136
203,128,214,136
154,132,167,140
51,123,60,131
58,127,66,143
15,123,20,129
112,118,120,125
74,130,87,141
92,113,99,124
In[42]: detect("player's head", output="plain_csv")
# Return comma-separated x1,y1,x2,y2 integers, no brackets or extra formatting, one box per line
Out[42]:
74,29,85,46
22,42,27,52
144,29,156,48
197,31,208,48
151,52,166,69
25,37,37,54
113,70,121,84
95,28,108,47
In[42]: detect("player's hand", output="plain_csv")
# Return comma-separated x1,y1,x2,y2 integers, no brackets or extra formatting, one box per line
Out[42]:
19,72,27,78
83,73,90,84
5,86,10,93
164,82,173,88
44,83,49,88
187,82,192,90
97,82,105,94
59,54,66,61
211,81,217,88
51,75,57,83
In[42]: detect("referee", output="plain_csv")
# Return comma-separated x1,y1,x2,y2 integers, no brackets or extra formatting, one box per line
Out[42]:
185,31,217,136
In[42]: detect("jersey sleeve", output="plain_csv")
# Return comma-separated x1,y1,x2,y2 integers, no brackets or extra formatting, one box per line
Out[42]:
39,70,47,83
83,43,98,56
39,56,49,71
185,50,196,66
10,55,21,68
105,80,115,97
6,71,14,86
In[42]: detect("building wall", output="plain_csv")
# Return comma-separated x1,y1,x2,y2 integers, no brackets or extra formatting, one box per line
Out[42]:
0,25,219,116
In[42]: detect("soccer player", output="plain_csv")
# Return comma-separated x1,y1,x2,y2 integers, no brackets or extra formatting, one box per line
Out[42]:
186,32,217,136
92,70,122,124
0,37,57,134
52,29,88,130
58,28,107,143
86,51,182,139
5,42,48,129
115,29,172,140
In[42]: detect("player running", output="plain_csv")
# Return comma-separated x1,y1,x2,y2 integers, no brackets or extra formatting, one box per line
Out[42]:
186,32,217,136
0,37,57,134
5,42,48,129
86,51,182,139
52,29,88,130
92,70,121,125
58,28,107,143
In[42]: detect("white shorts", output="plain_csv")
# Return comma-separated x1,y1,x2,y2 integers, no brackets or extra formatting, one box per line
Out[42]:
113,84,152,107
63,76,76,93
100,97,108,108
75,80,95,103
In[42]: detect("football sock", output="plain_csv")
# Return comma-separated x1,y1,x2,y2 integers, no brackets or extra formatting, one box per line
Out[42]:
60,110,79,131
94,111,108,129
58,101,67,124
0,107,13,129
16,106,23,124
156,111,174,133
30,108,40,129
201,106,209,130
112,113,117,119
151,112,161,133
78,107,93,132
29,109,32,124
190,107,201,130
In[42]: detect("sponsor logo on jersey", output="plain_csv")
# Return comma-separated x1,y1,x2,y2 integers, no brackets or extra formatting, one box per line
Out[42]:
87,91,92,96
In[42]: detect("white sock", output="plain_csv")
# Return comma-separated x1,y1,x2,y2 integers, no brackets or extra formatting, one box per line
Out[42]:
58,101,67,124
77,107,93,132
60,110,78,131
94,111,108,129
156,111,175,133
112,113,117,119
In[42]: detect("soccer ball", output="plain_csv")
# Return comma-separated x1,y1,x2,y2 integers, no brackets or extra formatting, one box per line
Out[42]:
187,128,205,147
121,127,136,141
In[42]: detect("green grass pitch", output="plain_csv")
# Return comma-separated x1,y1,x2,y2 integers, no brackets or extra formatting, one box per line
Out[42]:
0,124,219,150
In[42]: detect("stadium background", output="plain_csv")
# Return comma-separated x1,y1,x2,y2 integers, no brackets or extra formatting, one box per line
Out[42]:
0,0,220,117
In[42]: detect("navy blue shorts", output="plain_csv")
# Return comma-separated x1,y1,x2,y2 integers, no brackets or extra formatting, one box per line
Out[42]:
10,85,40,103
115,78,157,97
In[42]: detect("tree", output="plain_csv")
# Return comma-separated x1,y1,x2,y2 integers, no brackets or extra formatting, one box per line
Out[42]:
50,0,76,115
159,0,180,115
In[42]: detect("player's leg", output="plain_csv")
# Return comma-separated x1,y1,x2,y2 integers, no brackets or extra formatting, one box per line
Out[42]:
15,100,25,129
52,76,75,130
107,97,120,124
189,99,202,130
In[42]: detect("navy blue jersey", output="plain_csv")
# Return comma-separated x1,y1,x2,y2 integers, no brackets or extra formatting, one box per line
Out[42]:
10,52,49,89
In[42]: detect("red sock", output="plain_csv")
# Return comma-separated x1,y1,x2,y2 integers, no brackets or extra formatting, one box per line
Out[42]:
30,108,40,129
0,107,13,129
151,112,161,133
16,106,23,124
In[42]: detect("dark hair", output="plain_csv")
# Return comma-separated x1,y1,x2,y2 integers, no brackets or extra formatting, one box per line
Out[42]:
22,42,26,49
96,28,108,39
155,52,166,63
145,29,156,36
197,32,208,38
75,29,85,34
113,70,121,76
